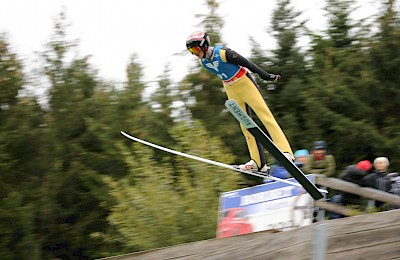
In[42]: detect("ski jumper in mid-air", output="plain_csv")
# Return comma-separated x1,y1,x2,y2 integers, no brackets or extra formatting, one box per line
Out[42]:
186,31,293,173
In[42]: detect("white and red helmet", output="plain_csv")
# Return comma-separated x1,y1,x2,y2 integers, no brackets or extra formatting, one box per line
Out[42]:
186,31,210,54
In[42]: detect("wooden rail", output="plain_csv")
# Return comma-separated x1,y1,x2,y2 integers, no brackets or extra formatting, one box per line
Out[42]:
314,175,400,216
315,175,400,206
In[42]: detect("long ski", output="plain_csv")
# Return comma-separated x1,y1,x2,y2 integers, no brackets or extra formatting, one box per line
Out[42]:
225,99,325,200
120,131,320,189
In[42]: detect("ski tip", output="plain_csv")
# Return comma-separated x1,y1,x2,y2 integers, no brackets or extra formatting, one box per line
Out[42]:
224,99,237,106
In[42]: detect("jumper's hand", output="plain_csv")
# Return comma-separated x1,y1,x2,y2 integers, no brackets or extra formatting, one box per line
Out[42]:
269,74,281,81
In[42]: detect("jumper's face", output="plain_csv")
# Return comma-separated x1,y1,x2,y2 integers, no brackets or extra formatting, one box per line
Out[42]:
188,46,204,58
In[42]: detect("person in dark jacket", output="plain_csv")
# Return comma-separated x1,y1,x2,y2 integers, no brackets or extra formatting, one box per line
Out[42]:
329,160,373,219
363,157,392,191
339,160,373,205
362,157,398,209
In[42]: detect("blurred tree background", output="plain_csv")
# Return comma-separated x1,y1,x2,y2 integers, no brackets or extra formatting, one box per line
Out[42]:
0,0,399,258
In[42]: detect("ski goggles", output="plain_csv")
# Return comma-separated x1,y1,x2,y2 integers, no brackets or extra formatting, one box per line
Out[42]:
188,46,202,55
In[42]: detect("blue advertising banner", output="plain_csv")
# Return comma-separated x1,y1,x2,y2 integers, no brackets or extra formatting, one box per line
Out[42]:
217,175,316,238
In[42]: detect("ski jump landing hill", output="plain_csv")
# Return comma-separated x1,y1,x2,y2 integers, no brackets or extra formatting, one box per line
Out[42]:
100,209,399,260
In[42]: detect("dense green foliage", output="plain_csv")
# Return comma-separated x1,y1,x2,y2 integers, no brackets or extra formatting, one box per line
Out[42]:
0,0,399,258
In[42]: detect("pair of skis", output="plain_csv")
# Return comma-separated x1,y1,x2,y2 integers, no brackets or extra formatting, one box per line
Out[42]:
121,100,326,200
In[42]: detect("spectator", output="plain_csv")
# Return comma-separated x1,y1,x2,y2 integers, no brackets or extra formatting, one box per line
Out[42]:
303,141,336,177
294,149,309,170
339,160,373,205
362,157,399,209
268,159,291,181
363,157,392,192
329,160,373,219
340,160,373,187
388,172,400,198
267,149,309,183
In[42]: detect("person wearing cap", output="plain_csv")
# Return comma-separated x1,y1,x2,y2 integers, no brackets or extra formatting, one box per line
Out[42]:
329,160,373,219
303,141,336,177
339,160,373,204
294,149,309,170
185,31,293,176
